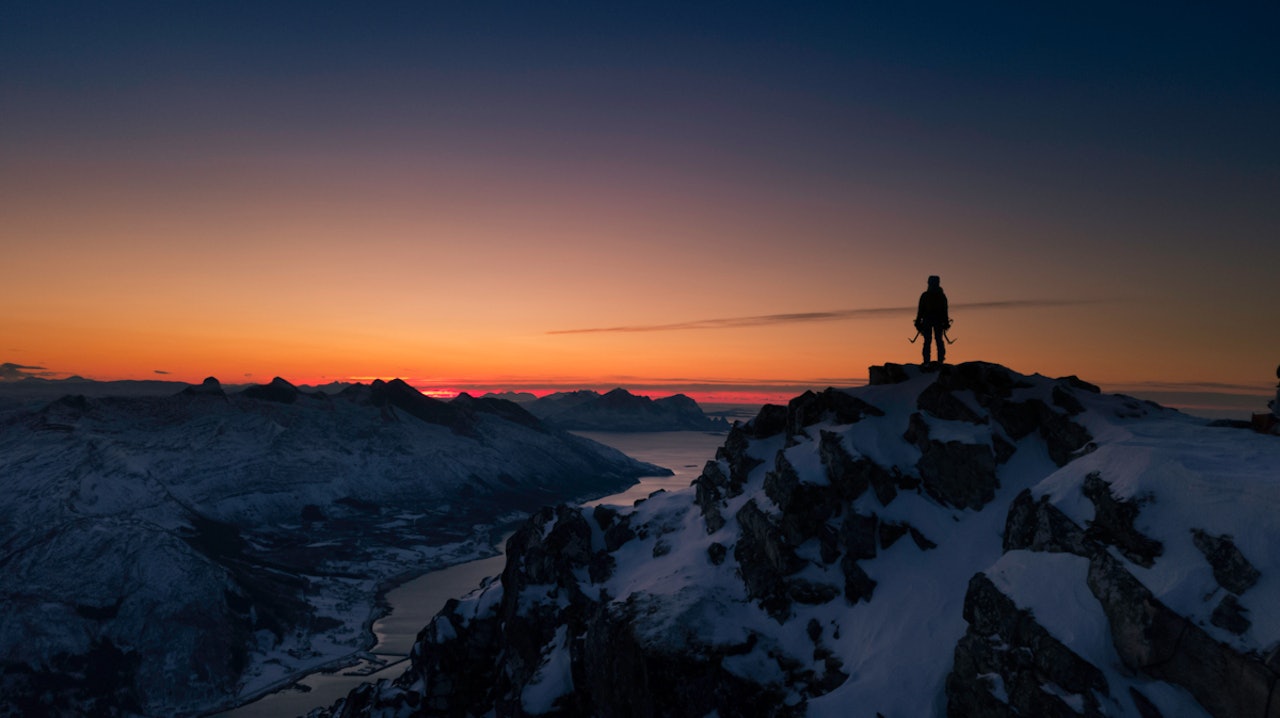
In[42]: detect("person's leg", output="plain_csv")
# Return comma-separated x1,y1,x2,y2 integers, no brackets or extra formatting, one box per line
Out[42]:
922,330,933,364
935,325,946,363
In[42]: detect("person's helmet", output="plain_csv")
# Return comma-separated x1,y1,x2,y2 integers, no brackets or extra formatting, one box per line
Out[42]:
927,275,940,288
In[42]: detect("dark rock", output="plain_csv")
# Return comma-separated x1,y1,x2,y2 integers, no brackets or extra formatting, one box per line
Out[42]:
1051,385,1086,415
745,404,789,438
917,437,999,510
1191,529,1260,596
1059,375,1101,394
1210,594,1251,634
735,500,804,619
1035,401,1095,466
868,363,910,385
1086,550,1277,718
765,451,835,545
841,512,878,561
819,431,863,500
603,513,636,552
593,504,620,531
1082,473,1162,567
589,551,617,583
763,451,801,512
502,505,595,591
841,556,876,604
1127,687,1165,718
582,599,800,718
992,400,1040,441
878,521,909,550
410,595,503,716
903,411,931,448
708,542,727,565
872,466,901,506
934,362,1027,404
1002,489,1091,556
917,382,985,424
818,430,897,506
806,618,823,644
992,434,1017,464
818,523,841,564
786,388,884,435
948,573,1109,718
908,525,937,551
716,426,763,494
693,460,729,533
787,579,841,605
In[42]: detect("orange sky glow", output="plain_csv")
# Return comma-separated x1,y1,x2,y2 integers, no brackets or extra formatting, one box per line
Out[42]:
2,5,1276,412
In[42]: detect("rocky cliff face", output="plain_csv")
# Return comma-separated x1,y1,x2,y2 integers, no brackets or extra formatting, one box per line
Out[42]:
0,378,663,717
317,361,1280,718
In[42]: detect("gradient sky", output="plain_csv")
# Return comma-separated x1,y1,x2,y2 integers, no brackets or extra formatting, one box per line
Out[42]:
3,2,1277,404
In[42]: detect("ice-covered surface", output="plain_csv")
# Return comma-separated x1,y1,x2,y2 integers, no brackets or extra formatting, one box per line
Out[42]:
0,379,663,716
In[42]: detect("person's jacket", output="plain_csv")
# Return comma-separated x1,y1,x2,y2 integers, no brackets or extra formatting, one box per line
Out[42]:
917,288,949,327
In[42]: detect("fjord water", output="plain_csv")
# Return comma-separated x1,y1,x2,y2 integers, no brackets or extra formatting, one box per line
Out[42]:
217,429,729,717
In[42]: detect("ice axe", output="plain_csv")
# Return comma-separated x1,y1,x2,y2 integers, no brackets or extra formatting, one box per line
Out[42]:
909,321,957,343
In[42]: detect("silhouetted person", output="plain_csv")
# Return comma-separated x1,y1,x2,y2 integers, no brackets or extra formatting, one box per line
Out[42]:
915,275,950,366
1271,364,1280,418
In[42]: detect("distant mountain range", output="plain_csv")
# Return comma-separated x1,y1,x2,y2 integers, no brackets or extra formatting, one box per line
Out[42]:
483,388,730,432
0,377,667,716
0,380,731,433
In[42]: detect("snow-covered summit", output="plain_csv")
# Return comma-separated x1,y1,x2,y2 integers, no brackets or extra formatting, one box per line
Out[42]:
321,361,1280,718
0,379,666,716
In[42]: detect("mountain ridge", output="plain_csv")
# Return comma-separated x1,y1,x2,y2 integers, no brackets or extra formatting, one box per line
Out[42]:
500,387,730,432
0,378,668,716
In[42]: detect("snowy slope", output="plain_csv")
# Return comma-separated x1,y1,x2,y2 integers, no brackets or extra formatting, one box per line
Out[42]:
318,362,1280,718
0,378,665,717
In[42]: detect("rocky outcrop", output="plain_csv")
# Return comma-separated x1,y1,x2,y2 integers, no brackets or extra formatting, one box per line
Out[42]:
948,573,1110,718
1192,528,1261,596
1087,550,1279,718
905,411,999,510
963,469,1279,718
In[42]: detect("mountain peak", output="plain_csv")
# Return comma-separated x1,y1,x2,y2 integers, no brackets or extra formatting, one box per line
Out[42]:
181,376,225,397
321,361,1280,718
239,376,299,403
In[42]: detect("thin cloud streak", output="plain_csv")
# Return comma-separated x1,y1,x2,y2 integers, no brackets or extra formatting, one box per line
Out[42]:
548,299,1103,335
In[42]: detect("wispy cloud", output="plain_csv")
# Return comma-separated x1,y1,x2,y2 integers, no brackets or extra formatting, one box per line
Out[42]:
548,299,1101,335
0,362,51,381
